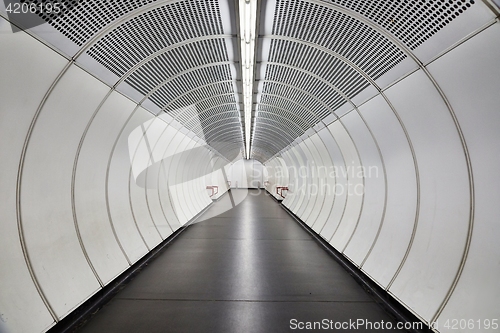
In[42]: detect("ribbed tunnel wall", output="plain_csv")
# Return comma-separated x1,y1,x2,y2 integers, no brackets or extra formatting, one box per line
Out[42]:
0,19,232,331
264,15,500,330
1,1,500,332
265,22,500,321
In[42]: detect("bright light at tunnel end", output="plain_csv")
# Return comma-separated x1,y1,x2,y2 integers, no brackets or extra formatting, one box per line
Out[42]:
239,0,257,159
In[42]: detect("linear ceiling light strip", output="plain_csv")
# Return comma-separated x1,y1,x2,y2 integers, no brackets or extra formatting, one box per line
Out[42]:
239,0,257,159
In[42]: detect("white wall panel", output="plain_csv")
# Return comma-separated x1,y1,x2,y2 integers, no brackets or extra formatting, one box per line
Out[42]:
204,152,218,199
274,157,287,199
270,158,281,198
108,108,151,261
176,139,198,220
157,160,181,229
286,151,303,212
428,23,500,329
187,144,205,213
299,138,320,223
170,181,189,224
264,159,275,195
159,129,187,225
279,151,295,206
245,159,256,188
277,157,289,193
195,173,212,212
283,146,303,213
169,135,195,224
21,64,106,317
277,156,290,196
265,158,287,200
140,129,214,228
311,129,336,234
283,144,307,215
128,117,164,247
202,152,218,203
230,159,247,188
182,141,208,216
129,118,156,182
312,128,339,233
0,19,65,332
385,70,471,321
143,122,175,239
193,143,208,212
151,124,181,231
359,95,417,288
175,138,195,220
74,91,135,284
295,141,314,217
229,159,265,189
207,167,227,200
195,144,213,210
281,150,298,206
295,140,316,220
315,124,348,239
342,111,385,263
325,121,363,248
251,160,263,188
304,135,327,225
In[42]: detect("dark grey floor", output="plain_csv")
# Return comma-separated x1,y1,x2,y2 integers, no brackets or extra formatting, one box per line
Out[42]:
79,189,403,332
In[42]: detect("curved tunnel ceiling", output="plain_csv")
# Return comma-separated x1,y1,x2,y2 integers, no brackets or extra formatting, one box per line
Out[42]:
4,0,482,163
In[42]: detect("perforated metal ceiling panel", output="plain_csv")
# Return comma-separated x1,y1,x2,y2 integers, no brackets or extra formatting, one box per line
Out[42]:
251,0,405,160
32,0,159,46
20,0,479,163
77,0,243,161
152,65,233,110
251,0,477,162
87,1,225,75
271,1,407,77
319,0,477,50
125,39,230,95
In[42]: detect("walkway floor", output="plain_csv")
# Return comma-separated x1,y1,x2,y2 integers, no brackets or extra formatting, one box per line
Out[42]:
78,189,403,332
